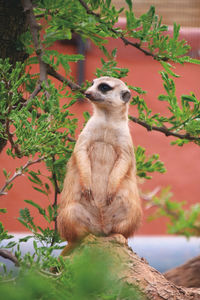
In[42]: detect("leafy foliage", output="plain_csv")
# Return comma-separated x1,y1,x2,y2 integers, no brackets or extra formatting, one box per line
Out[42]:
148,187,200,238
0,210,14,248
135,146,166,179
0,246,143,300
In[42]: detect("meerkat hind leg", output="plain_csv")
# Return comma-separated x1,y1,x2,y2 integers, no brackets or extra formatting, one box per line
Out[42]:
60,241,80,257
58,202,101,244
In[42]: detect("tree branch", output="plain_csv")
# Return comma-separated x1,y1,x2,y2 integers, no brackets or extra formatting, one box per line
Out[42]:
64,234,200,299
164,255,200,288
129,116,200,142
45,64,200,143
20,0,199,144
5,112,22,158
47,65,83,92
78,0,168,61
46,64,200,143
0,157,45,196
23,83,42,106
21,0,83,100
78,0,100,17
21,0,49,96
0,249,19,266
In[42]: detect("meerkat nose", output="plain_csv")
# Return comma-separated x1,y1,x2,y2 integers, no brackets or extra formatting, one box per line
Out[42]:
85,92,92,100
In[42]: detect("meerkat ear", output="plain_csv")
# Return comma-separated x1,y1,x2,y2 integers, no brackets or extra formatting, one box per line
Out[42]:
121,90,131,103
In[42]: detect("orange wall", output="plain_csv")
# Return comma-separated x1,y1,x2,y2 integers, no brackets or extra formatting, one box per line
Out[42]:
1,25,200,235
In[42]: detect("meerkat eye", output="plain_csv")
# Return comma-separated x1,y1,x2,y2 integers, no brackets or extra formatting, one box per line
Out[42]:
98,83,113,93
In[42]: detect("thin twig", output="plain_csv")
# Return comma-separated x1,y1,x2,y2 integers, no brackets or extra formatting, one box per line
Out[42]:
5,109,22,157
23,83,42,106
79,0,100,17
67,136,76,143
47,65,83,92
140,186,161,202
129,116,200,142
145,198,180,220
0,157,45,196
0,249,19,266
39,268,62,277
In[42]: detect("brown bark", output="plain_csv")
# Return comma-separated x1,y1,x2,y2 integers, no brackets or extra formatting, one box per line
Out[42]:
0,0,27,64
0,0,28,153
164,255,200,289
0,249,19,266
67,234,200,300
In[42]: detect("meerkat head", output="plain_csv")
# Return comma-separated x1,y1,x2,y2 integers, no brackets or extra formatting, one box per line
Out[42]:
85,77,131,110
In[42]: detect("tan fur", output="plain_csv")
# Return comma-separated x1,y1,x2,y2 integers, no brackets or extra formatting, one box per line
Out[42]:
58,76,142,242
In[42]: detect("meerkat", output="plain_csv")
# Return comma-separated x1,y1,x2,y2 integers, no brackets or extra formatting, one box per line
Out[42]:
57,76,142,249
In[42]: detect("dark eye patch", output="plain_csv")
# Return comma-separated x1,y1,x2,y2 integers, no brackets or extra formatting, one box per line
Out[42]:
98,83,113,93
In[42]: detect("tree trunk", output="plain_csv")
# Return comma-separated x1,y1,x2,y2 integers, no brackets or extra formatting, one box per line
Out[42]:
0,0,27,64
66,234,200,300
164,255,200,289
0,0,28,152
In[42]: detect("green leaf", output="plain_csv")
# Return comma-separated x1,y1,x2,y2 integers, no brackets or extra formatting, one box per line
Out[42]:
3,168,7,178
5,241,17,248
24,199,46,215
125,0,132,11
28,171,42,185
47,205,53,221
19,235,33,242
31,109,37,124
161,61,180,78
6,183,13,191
26,56,38,65
83,111,91,122
183,57,200,64
158,94,169,101
33,240,38,251
18,218,32,230
33,186,48,195
181,95,198,103
106,0,111,8
173,23,180,41
129,85,146,95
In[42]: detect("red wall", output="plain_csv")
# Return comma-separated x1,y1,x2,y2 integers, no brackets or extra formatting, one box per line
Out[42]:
1,24,200,235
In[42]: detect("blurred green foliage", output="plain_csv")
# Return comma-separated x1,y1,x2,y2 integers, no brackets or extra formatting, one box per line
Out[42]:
0,246,143,300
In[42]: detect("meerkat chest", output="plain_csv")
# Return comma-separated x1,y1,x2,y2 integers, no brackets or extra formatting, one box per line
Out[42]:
87,125,126,168
88,141,117,172
92,126,119,145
